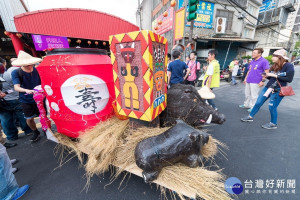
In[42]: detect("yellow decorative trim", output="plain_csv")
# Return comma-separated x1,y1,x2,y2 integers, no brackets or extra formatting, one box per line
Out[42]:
128,111,138,118
128,31,140,41
115,33,126,43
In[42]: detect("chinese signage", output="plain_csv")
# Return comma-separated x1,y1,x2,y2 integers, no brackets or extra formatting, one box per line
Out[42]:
152,7,174,35
243,179,296,195
259,0,278,12
174,8,185,41
32,34,69,51
178,0,214,29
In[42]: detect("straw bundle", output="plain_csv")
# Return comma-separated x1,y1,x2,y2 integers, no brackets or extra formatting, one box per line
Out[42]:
157,165,232,200
77,117,129,177
54,118,230,200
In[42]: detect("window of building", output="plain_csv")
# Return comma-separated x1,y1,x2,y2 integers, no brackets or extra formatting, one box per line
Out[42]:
247,3,257,16
243,27,253,38
216,9,234,31
258,12,265,25
293,24,300,32
295,16,300,24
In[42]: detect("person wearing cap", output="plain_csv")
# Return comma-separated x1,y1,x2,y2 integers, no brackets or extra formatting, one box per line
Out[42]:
0,58,33,143
241,49,295,129
11,51,42,142
239,48,270,112
202,49,220,110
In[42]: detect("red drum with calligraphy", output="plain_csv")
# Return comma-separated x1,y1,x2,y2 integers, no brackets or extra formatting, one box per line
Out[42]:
37,48,115,138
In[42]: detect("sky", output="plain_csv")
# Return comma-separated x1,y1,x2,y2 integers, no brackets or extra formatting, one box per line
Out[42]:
24,0,138,25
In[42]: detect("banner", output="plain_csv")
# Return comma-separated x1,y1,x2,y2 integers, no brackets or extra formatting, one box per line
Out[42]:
152,7,174,35
259,0,277,12
32,34,69,51
178,0,214,29
174,8,185,41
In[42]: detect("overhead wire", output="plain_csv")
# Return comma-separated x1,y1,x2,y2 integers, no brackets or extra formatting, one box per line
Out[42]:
214,0,291,45
228,0,292,38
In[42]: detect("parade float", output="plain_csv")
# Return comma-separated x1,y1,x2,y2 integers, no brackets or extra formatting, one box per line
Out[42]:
35,30,231,200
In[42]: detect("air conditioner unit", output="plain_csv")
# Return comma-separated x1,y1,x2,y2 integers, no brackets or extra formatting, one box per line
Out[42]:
215,17,226,34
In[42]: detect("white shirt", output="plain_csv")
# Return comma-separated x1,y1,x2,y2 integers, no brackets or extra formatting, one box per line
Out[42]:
206,63,214,76
232,65,239,76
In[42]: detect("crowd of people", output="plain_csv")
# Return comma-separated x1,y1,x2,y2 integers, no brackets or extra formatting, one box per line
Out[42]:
167,47,295,129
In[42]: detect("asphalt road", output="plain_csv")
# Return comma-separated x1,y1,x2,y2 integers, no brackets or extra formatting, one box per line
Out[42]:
6,66,300,200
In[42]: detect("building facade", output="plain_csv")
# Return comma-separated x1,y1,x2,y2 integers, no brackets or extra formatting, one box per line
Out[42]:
254,0,298,56
137,0,262,69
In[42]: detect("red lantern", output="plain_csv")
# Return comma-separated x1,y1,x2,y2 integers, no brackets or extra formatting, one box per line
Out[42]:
103,42,106,46
154,26,159,31
4,31,9,36
68,39,71,43
163,11,168,17
95,41,99,46
170,0,176,7
87,41,91,46
16,33,22,38
158,20,163,25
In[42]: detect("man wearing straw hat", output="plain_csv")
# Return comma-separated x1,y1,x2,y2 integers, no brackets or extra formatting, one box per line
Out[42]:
11,51,42,142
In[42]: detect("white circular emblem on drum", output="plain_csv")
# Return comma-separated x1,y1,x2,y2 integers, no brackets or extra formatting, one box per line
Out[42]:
60,74,109,115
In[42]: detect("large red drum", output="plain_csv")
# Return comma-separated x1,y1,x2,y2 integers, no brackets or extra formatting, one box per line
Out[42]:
37,48,115,138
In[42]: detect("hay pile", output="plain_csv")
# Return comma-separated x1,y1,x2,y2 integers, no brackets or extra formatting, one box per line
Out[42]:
54,117,231,200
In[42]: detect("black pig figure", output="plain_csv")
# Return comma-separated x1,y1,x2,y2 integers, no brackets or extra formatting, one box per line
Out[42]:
135,120,209,183
160,84,226,127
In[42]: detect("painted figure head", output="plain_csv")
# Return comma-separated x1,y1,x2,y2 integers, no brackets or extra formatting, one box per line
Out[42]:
120,42,135,63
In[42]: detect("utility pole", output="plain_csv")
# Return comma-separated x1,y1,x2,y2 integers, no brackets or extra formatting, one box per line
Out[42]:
189,19,194,42
138,0,142,30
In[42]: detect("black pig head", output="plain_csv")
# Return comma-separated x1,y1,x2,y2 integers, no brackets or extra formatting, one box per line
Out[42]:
160,84,226,127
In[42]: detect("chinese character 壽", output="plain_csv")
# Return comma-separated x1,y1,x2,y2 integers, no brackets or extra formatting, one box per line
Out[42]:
75,87,102,113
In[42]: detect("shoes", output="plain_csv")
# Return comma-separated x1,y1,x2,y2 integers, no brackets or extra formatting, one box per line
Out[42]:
4,143,17,148
25,132,33,136
262,122,277,129
7,137,18,141
239,104,250,109
247,108,253,112
12,168,18,174
12,185,30,200
11,159,18,165
29,131,40,142
241,116,253,122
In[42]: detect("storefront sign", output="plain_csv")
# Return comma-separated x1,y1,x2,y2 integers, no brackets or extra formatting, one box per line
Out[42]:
178,0,214,29
152,7,174,35
259,0,277,12
174,8,185,41
32,34,69,51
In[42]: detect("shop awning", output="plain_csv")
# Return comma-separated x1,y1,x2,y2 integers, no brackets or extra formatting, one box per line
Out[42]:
196,36,258,43
14,8,139,41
